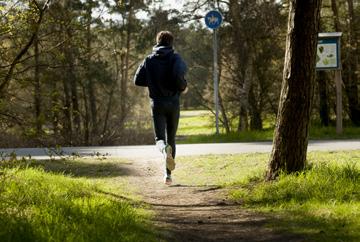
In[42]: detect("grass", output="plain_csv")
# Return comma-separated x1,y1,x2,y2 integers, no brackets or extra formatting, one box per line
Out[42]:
174,150,360,242
177,110,360,143
0,158,157,242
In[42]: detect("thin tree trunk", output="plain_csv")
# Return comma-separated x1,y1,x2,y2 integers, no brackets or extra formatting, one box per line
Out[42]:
86,5,97,138
266,0,322,180
119,5,133,128
317,71,330,126
344,0,360,125
238,47,253,132
102,86,115,140
34,34,42,134
330,0,341,31
63,76,73,144
82,83,90,145
218,92,230,133
249,86,263,130
218,50,230,133
61,23,73,144
51,77,59,136
65,29,81,136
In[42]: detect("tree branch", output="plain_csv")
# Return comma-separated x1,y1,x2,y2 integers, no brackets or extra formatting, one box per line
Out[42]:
0,0,51,94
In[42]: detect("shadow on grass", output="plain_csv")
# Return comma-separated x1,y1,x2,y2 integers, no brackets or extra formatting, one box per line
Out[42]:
261,208,359,242
0,192,158,242
27,158,140,178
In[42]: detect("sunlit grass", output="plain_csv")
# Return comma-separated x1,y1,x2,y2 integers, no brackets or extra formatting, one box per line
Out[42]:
174,150,360,242
0,158,157,242
177,110,360,143
178,110,215,136
174,153,268,186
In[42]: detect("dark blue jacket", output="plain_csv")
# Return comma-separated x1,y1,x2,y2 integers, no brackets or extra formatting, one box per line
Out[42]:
134,45,187,100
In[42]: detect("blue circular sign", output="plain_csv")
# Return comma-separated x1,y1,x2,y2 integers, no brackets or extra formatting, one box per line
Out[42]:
205,10,223,29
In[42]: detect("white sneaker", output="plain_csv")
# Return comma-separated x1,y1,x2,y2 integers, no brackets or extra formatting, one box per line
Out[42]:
164,175,172,185
164,145,175,171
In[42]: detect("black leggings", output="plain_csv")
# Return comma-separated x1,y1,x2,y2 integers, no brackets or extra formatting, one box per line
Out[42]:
151,98,180,174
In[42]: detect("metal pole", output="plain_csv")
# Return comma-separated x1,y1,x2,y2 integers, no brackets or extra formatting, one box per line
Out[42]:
335,70,343,134
213,28,219,135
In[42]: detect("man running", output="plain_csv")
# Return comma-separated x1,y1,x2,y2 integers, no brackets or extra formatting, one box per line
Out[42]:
134,31,187,185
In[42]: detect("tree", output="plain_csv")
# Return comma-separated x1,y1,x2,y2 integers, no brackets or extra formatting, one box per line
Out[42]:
0,0,51,95
343,0,360,126
266,0,322,180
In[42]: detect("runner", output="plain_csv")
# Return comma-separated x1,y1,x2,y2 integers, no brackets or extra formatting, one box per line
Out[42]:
134,31,187,185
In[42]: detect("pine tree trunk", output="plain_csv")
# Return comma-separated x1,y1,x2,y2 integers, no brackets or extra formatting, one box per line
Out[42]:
86,5,97,139
61,24,73,144
34,34,42,135
249,86,263,130
344,0,360,125
218,54,230,133
266,0,322,180
317,71,330,126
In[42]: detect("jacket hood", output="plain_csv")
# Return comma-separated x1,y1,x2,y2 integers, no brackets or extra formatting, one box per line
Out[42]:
152,45,174,57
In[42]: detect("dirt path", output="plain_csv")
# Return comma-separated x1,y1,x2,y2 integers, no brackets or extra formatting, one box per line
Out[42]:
127,157,304,242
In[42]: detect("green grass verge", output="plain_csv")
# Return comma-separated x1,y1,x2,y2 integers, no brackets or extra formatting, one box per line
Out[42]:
177,110,360,143
174,150,360,242
0,158,157,242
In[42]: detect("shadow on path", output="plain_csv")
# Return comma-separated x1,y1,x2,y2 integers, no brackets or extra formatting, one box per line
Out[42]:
124,158,305,242
27,158,141,178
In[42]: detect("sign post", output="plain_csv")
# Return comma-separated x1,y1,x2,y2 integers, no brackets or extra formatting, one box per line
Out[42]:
316,32,343,134
205,10,222,135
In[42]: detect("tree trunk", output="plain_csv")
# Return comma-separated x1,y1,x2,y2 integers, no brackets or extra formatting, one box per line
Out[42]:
82,83,90,145
344,0,360,126
249,86,263,130
51,78,60,136
218,51,230,133
86,4,97,139
218,91,230,133
119,5,133,128
237,46,253,132
317,71,330,126
330,0,341,31
61,23,73,144
34,33,42,134
63,75,73,144
238,106,248,131
69,58,81,136
266,0,322,180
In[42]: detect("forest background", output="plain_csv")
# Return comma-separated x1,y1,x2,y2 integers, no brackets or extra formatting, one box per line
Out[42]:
0,0,359,147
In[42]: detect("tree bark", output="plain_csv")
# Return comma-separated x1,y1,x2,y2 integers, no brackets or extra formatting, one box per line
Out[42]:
62,75,73,144
34,33,42,134
317,71,330,126
86,3,97,139
330,0,341,31
66,28,81,136
266,0,322,180
344,0,360,125
218,51,231,133
249,86,263,130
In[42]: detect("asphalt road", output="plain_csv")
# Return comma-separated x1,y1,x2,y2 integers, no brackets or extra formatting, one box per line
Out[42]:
1,140,359,160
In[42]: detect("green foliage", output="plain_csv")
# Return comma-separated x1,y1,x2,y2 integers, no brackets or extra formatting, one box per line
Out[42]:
0,161,157,242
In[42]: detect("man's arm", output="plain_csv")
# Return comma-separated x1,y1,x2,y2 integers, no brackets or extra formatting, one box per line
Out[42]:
134,59,148,87
172,54,187,92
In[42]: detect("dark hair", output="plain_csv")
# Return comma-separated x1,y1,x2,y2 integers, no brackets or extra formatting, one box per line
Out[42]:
156,31,174,47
